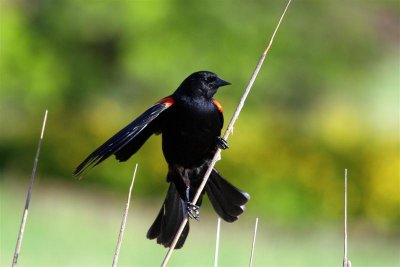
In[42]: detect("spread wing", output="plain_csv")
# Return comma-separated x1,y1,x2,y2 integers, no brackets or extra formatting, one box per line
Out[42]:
73,96,175,177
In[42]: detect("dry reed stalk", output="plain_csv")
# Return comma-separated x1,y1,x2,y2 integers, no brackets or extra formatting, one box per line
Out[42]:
112,163,138,267
12,110,48,267
249,217,259,267
160,1,292,266
343,169,352,267
214,218,221,267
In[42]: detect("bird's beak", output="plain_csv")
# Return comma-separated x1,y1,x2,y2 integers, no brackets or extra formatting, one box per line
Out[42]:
216,77,231,88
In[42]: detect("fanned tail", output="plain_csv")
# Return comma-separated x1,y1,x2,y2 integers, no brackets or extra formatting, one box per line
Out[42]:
206,168,250,222
146,183,189,249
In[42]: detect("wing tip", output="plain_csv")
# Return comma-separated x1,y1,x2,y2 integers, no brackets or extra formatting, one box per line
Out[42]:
73,164,90,179
73,156,103,178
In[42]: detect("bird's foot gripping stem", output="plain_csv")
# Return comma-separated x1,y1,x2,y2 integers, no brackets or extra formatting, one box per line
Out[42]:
186,187,200,221
186,202,200,220
216,136,229,150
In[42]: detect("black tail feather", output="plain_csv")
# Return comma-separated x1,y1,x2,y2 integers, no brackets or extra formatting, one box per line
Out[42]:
147,183,189,249
206,169,250,222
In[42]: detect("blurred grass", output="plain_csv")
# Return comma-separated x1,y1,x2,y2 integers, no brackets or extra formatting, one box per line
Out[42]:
1,177,398,267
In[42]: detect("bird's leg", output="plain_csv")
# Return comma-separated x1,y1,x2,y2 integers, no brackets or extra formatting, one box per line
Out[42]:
185,187,200,221
216,136,229,150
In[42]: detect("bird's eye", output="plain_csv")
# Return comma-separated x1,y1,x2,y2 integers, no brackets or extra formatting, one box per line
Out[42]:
205,76,216,83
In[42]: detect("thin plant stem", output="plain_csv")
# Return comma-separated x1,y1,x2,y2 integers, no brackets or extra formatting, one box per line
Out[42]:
249,217,259,267
161,1,292,265
343,169,352,267
112,163,138,267
214,218,221,267
12,110,48,267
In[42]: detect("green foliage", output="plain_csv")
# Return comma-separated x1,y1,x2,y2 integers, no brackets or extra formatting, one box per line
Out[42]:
0,0,398,233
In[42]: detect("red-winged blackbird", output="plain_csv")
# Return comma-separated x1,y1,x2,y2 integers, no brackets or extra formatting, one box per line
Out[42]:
74,71,249,248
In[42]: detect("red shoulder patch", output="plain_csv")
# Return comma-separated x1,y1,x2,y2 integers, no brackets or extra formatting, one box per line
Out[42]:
158,96,175,107
212,99,223,113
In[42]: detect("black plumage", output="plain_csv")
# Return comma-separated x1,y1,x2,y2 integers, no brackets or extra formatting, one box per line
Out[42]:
74,71,249,248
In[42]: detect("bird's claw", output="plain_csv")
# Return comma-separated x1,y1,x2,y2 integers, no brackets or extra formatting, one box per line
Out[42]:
186,202,200,221
185,186,199,220
216,136,229,150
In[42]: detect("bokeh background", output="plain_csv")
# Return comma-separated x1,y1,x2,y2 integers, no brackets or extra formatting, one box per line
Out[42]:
1,0,399,266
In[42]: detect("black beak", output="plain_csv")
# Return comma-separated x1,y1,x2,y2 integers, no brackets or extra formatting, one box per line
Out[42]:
216,77,231,88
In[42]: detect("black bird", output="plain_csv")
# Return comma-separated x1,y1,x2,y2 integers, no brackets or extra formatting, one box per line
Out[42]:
74,71,249,249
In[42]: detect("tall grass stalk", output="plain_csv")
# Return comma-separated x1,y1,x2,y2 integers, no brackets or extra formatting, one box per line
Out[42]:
343,169,352,267
214,218,221,267
249,217,259,267
12,110,48,267
112,163,138,267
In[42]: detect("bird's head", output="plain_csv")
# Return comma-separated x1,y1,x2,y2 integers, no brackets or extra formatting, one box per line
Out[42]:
175,71,231,99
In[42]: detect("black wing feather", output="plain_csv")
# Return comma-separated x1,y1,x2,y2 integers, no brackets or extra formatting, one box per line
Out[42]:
74,99,173,176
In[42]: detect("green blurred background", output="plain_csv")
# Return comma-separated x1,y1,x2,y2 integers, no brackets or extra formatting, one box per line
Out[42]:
1,0,399,266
